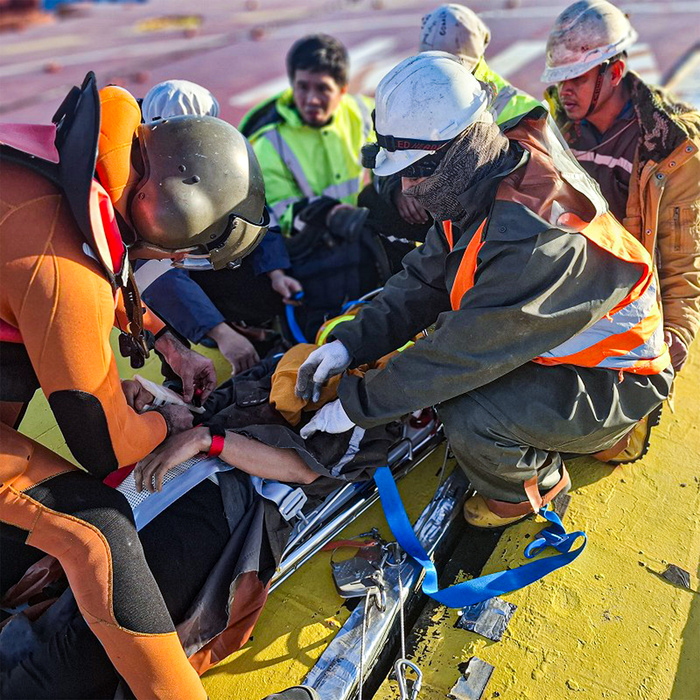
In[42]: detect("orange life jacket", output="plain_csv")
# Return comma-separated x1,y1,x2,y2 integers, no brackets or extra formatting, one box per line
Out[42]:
442,114,670,377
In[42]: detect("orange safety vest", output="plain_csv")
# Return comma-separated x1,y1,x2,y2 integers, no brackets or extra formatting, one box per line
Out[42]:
441,115,670,377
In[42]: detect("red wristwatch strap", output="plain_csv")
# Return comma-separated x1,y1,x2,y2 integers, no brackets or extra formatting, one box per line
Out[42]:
208,434,225,458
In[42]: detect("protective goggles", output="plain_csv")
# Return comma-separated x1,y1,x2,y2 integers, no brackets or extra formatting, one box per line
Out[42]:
361,108,452,175
361,142,449,178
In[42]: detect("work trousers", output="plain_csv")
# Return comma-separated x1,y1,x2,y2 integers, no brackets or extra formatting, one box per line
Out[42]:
0,425,208,700
438,362,673,504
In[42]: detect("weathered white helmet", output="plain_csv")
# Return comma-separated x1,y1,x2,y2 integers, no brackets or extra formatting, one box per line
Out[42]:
141,79,220,122
371,51,490,177
541,0,637,84
419,4,491,72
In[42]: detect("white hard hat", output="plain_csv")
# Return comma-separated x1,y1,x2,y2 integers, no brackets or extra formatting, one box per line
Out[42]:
141,79,220,122
541,0,637,83
419,4,490,72
372,51,489,177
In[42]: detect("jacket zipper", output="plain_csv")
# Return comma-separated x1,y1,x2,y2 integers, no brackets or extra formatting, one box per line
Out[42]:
673,206,681,251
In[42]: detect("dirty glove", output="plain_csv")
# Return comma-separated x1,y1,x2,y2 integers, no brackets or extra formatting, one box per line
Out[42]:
300,399,355,439
295,340,352,403
297,195,339,228
327,204,370,242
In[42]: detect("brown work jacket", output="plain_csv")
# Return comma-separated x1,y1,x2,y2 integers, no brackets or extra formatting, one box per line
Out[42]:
547,71,700,349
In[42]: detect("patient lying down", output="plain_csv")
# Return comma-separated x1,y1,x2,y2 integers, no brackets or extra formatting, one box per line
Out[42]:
0,345,399,699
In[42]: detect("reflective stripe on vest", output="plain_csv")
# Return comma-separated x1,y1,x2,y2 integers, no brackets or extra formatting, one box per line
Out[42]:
260,130,315,199
270,195,298,221
261,131,363,205
492,85,517,120
443,213,670,375
324,176,363,201
352,94,372,143
534,276,669,374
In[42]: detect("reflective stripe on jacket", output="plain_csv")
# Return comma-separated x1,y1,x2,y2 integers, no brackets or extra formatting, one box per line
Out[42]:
241,90,374,234
546,72,700,348
442,114,670,376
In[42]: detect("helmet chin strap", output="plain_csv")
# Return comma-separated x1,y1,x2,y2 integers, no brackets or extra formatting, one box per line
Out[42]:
584,60,610,119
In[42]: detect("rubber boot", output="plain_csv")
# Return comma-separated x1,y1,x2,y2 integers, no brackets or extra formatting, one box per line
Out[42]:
464,466,571,529
262,687,321,700
594,404,663,465
463,494,534,529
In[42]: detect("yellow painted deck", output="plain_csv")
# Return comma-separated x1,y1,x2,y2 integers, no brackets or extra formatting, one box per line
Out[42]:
372,355,700,700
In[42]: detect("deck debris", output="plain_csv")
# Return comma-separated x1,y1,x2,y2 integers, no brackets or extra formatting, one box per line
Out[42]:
661,564,691,589
449,657,495,700
455,597,517,642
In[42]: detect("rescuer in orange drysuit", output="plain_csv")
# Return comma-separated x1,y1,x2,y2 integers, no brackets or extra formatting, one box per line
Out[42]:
0,74,271,699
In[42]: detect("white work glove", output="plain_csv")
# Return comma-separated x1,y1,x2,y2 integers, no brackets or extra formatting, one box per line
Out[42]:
295,340,352,403
300,399,355,439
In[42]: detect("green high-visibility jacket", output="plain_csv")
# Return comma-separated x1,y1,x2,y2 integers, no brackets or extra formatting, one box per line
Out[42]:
240,89,374,235
473,57,542,124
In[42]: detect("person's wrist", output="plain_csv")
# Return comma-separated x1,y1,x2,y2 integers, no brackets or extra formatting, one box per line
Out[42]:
154,329,178,355
207,322,234,343
204,424,226,457
267,269,284,281
193,425,211,452
154,404,174,437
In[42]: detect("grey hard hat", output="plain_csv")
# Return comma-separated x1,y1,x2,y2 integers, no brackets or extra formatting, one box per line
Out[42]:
419,4,491,72
130,114,269,270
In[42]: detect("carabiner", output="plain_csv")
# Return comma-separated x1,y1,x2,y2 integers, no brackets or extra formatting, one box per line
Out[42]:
394,658,422,700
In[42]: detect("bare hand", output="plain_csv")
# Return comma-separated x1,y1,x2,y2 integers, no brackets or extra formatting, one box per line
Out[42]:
393,189,429,225
133,426,209,492
121,379,154,413
664,329,688,373
154,403,194,436
268,269,303,302
155,331,217,403
208,322,259,376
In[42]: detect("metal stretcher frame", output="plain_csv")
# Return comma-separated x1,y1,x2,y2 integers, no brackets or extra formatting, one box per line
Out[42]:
303,465,469,699
270,413,445,591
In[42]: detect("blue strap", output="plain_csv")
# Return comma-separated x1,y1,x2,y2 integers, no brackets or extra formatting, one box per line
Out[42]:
373,465,586,608
285,291,308,343
341,299,368,314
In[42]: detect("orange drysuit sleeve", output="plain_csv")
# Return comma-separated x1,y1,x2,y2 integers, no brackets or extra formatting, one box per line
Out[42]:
0,161,166,478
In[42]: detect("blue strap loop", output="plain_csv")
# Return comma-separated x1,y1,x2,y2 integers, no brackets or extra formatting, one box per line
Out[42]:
373,465,586,608
285,291,308,343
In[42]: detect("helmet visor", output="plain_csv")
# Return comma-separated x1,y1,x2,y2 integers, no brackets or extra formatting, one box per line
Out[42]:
134,209,270,271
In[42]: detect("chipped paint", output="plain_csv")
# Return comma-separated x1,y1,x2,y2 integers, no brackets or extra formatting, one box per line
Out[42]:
375,353,700,700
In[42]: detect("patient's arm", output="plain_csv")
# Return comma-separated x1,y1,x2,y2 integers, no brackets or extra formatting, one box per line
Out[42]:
133,426,319,493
